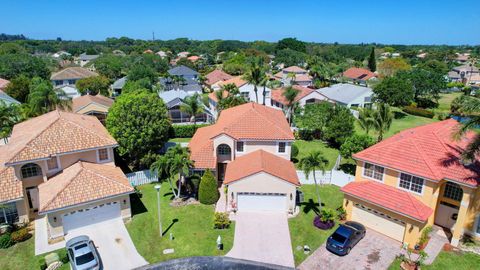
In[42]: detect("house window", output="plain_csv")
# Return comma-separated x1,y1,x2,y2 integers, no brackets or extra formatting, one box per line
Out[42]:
47,157,59,171
278,142,286,153
236,141,244,152
97,148,109,161
217,144,231,156
0,202,18,224
443,182,463,202
68,80,75,85
20,163,42,179
399,173,424,194
363,163,384,181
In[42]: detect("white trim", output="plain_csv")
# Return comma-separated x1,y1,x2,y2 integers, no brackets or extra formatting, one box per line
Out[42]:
0,197,23,205
354,158,437,183
362,162,385,182
226,171,300,187
96,148,111,163
396,172,425,196
467,215,480,237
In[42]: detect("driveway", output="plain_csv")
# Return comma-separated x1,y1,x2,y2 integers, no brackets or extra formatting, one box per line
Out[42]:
226,212,295,268
65,217,147,270
298,229,402,270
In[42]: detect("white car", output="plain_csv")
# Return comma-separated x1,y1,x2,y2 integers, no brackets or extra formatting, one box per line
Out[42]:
66,235,102,270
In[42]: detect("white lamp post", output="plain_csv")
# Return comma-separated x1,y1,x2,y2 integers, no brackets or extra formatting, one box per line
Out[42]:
154,184,162,237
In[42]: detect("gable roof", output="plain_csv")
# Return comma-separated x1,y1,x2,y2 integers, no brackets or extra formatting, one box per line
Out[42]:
159,90,190,108
72,94,114,113
168,65,199,76
189,103,294,168
224,150,300,185
4,110,117,165
50,67,98,81
343,67,376,80
217,76,248,88
38,161,133,213
271,85,320,105
341,180,433,222
283,66,307,73
353,119,480,186
317,83,372,105
205,70,233,86
112,77,127,90
0,148,23,203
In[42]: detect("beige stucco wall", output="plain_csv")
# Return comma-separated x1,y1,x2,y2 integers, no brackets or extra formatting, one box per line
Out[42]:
236,140,292,160
226,172,297,212
75,103,109,115
46,194,131,239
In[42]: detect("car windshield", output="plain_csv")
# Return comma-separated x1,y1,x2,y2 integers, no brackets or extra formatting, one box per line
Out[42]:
76,252,95,265
331,232,347,244
74,243,88,250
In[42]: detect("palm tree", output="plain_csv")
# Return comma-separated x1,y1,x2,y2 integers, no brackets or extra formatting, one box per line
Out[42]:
180,93,204,125
215,83,247,114
286,72,297,85
260,69,269,105
282,86,299,126
243,58,263,103
454,96,480,162
373,103,393,141
357,107,375,135
28,78,71,116
298,151,329,213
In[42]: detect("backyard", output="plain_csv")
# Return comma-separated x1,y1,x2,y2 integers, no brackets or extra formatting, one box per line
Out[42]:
293,140,340,170
126,183,235,263
289,184,344,265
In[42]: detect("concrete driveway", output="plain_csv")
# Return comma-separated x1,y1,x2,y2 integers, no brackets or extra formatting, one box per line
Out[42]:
66,217,147,270
298,229,402,270
226,212,295,268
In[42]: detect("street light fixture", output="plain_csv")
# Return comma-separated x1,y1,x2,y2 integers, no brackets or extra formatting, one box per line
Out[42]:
154,184,162,237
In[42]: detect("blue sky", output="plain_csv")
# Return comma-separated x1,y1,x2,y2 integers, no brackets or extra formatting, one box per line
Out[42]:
2,0,479,45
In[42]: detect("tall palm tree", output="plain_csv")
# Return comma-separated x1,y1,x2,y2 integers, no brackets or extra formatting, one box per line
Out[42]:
260,68,269,105
28,78,71,116
180,93,204,125
454,96,480,162
298,151,329,213
243,58,263,103
357,107,375,135
373,103,393,141
282,86,299,126
286,72,297,85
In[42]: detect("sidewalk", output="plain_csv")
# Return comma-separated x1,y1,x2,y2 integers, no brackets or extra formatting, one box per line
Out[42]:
34,215,65,255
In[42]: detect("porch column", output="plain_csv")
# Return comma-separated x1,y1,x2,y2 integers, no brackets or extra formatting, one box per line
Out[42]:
451,186,474,246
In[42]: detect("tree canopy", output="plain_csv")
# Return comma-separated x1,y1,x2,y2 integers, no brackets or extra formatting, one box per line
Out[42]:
75,76,111,96
373,76,414,107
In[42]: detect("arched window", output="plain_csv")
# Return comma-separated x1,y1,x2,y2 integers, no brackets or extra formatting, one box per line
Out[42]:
443,182,463,202
217,144,231,156
21,163,42,179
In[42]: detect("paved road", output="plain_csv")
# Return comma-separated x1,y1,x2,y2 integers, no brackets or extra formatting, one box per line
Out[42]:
66,217,147,270
298,229,402,270
226,212,295,268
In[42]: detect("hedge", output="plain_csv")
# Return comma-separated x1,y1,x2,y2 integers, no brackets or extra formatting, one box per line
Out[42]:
402,106,435,119
169,124,210,138
198,169,219,205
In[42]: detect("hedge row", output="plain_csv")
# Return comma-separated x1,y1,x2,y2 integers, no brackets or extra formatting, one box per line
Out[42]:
169,124,210,138
402,106,435,119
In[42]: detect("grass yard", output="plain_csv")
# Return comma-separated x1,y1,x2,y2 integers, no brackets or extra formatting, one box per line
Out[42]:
289,184,344,265
388,250,480,270
126,183,234,263
435,92,462,114
168,138,192,143
293,140,340,170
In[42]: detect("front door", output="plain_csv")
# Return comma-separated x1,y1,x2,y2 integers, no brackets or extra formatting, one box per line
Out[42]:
26,187,39,211
217,163,227,185
434,201,459,230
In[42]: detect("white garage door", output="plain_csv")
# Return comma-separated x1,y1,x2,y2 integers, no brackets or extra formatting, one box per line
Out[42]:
63,201,121,234
352,203,406,242
237,193,286,212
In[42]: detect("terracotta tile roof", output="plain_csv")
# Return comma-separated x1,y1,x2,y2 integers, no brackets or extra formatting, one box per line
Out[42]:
190,103,294,169
0,78,10,90
0,148,22,203
274,71,284,79
341,180,433,222
294,74,313,82
353,119,480,186
72,94,114,113
343,67,376,80
271,86,315,105
5,110,117,165
224,150,300,185
208,90,229,103
217,76,247,88
205,70,233,86
283,66,307,73
187,55,201,62
38,161,133,213
50,67,98,81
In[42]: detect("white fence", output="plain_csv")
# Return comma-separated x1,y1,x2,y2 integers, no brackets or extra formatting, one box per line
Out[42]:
297,169,354,187
126,170,158,186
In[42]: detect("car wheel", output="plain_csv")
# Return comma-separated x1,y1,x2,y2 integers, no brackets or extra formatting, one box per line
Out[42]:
346,247,351,255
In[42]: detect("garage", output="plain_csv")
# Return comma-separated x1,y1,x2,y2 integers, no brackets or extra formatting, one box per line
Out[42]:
352,203,406,242
237,193,287,212
63,201,121,234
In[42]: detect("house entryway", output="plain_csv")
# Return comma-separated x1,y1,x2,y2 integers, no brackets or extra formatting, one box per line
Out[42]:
434,201,459,230
26,187,39,212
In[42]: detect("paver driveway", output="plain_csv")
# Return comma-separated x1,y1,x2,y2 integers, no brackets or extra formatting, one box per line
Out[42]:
226,212,295,268
298,229,402,270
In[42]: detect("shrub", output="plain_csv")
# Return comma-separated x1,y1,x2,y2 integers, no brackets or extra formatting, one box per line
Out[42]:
214,212,231,229
402,106,434,118
320,208,336,223
0,233,13,249
340,134,375,159
336,206,347,221
437,112,450,121
198,169,219,205
291,144,299,160
418,226,433,246
313,215,335,230
11,227,30,243
169,124,210,138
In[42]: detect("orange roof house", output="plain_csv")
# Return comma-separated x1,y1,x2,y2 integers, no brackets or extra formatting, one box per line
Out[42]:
342,67,377,82
72,94,114,124
270,85,330,108
205,69,233,87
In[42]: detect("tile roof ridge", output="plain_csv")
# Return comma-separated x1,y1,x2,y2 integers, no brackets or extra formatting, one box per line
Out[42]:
41,162,84,211
82,162,131,189
246,104,293,139
59,112,116,144
407,135,440,180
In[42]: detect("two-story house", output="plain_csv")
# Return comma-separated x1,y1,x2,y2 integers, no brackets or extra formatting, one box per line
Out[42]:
189,103,300,213
274,66,313,87
0,110,133,240
341,119,480,248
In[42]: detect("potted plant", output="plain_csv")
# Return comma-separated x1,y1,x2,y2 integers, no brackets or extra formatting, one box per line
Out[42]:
313,208,336,230
399,250,428,270
414,226,432,252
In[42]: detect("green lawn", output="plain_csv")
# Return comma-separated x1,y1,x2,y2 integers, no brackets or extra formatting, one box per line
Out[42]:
293,140,340,170
168,138,192,143
388,250,480,270
126,183,234,263
435,92,462,114
289,184,344,265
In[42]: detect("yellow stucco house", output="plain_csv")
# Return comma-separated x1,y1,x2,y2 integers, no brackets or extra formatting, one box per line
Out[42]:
341,119,480,248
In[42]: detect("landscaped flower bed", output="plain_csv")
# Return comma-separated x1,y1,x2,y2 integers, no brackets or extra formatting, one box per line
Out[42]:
313,216,335,230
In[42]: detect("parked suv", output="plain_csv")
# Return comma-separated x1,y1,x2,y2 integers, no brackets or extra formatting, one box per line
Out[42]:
326,221,366,255
66,235,102,270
